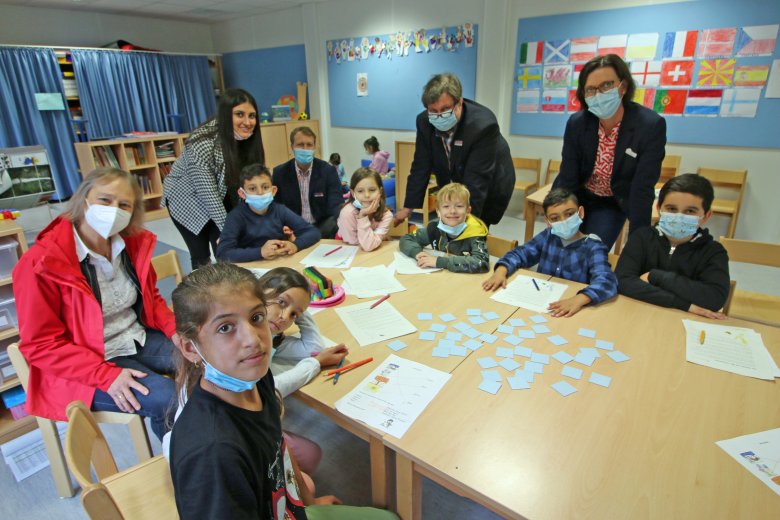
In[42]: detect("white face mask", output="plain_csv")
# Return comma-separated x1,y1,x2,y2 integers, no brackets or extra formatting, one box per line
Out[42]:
85,202,132,239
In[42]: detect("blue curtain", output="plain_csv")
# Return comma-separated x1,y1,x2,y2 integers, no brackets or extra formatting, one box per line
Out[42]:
0,47,81,198
71,50,215,139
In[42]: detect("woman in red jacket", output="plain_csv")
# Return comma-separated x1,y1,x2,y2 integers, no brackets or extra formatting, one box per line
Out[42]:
12,168,177,440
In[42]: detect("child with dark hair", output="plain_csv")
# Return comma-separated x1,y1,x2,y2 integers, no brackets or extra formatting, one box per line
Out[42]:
615,173,730,318
483,187,617,317
169,263,398,520
329,152,348,191
364,136,390,174
216,164,320,262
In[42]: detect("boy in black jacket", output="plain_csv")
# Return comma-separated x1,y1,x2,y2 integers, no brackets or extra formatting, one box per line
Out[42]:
615,173,730,319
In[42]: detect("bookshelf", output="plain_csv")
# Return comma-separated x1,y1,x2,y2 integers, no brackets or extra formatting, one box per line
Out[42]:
0,221,36,444
55,50,85,140
74,134,188,221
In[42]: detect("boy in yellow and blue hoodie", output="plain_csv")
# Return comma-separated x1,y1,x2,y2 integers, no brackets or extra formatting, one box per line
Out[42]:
399,183,489,273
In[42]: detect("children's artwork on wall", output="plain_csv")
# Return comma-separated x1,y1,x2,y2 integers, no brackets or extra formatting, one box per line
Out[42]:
327,22,478,130
511,0,780,148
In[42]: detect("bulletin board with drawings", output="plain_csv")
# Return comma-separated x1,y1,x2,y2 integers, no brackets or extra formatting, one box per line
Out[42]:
510,0,780,149
326,23,478,131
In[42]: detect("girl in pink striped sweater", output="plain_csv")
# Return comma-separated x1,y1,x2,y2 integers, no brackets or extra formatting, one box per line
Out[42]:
337,168,393,251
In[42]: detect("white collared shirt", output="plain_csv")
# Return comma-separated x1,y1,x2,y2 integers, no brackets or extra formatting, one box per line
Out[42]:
73,226,146,360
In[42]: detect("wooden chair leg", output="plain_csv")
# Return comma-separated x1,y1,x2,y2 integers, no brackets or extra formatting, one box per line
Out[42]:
127,416,153,462
37,417,76,498
396,454,422,520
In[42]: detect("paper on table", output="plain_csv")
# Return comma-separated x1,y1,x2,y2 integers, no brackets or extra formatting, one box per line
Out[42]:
716,427,780,496
392,251,443,274
300,243,358,268
335,354,451,438
247,267,270,279
683,320,776,380
342,265,407,298
334,299,417,346
490,275,568,313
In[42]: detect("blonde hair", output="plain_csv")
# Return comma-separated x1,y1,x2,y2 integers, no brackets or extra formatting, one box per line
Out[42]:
64,168,145,234
436,183,470,205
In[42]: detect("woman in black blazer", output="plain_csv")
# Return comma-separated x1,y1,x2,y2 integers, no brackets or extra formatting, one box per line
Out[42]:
553,54,667,249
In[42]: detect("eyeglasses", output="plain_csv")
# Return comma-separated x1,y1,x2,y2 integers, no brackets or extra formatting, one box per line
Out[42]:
584,80,621,97
427,107,456,120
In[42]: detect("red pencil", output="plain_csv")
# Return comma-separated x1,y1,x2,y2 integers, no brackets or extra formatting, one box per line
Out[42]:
326,357,373,376
324,246,343,257
369,294,391,309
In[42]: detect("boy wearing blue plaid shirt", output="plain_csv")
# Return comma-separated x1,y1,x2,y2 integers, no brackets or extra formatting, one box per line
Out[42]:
482,188,617,317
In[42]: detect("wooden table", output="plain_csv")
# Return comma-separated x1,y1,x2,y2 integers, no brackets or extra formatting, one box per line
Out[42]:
248,240,780,519
386,285,780,519
246,240,519,507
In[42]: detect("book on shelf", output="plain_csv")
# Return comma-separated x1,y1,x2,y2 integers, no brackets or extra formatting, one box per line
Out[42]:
155,141,175,158
132,173,152,195
159,163,173,181
124,147,136,167
124,144,147,166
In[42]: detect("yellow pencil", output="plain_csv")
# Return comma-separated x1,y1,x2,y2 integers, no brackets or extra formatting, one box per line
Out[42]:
699,330,706,345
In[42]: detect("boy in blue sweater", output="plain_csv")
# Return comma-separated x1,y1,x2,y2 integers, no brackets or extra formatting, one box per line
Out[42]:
482,188,617,317
216,164,320,262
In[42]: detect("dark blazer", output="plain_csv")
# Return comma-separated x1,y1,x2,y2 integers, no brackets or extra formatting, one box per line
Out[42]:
554,102,667,233
272,158,343,225
405,99,514,226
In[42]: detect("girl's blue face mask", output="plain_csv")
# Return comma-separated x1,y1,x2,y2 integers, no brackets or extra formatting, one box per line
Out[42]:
191,340,261,393
352,199,363,209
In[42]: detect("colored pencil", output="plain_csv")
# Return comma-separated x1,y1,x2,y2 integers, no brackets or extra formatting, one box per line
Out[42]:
324,246,343,257
326,357,373,376
370,294,391,309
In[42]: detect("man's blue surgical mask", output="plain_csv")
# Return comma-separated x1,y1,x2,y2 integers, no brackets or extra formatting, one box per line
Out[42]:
191,340,260,392
437,220,467,236
550,212,583,240
586,86,622,120
294,149,315,165
428,108,458,132
658,212,700,240
243,191,273,212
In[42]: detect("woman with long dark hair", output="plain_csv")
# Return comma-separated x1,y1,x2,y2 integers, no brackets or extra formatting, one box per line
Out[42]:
163,88,265,268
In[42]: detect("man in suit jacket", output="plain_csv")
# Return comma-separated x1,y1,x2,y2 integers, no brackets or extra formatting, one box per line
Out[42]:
554,54,666,249
394,73,514,228
272,126,343,238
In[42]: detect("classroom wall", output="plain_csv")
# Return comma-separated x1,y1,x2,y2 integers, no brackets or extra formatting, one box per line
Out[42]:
201,0,778,243
0,4,215,53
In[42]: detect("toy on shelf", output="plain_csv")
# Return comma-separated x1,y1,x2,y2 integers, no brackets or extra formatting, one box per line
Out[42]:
303,266,345,307
297,81,308,121
0,210,21,220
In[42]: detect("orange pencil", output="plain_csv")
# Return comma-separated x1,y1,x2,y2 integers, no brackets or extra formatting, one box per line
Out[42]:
324,246,342,257
326,357,373,376
699,330,706,344
370,294,390,309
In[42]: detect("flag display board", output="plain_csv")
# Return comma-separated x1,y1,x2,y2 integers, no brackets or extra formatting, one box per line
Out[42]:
511,0,780,148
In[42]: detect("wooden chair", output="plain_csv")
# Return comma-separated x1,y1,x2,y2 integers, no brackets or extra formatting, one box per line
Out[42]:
7,344,153,498
486,235,518,258
512,157,542,198
607,253,620,270
657,154,681,188
545,159,562,185
720,237,780,325
696,168,747,238
151,250,184,285
64,401,177,520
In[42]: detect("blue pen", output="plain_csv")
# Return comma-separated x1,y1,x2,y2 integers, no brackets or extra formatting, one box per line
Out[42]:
332,357,346,385
532,278,540,291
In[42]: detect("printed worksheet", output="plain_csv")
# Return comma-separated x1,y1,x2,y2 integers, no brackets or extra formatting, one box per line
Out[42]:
341,265,407,298
335,299,416,346
335,354,451,438
391,251,443,275
717,428,780,496
683,320,777,380
300,244,358,268
490,274,568,313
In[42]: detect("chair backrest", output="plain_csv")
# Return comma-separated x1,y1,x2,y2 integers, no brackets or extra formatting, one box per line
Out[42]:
696,167,748,204
151,250,184,285
487,235,518,258
64,401,119,489
723,280,737,315
7,343,30,391
607,253,620,270
545,159,562,185
512,157,542,186
720,237,780,268
659,154,681,184
388,219,409,238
